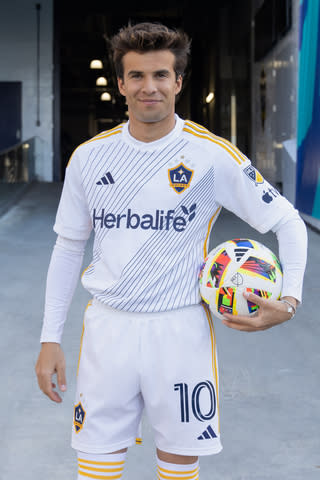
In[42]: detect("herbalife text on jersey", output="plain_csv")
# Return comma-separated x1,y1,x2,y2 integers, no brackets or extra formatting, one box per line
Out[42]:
92,205,197,232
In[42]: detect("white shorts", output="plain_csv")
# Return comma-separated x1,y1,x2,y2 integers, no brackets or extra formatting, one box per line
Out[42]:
71,299,222,456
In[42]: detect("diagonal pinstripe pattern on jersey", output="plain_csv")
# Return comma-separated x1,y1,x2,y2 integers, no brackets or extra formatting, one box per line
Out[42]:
83,137,189,275
94,168,218,311
88,142,149,259
81,143,117,201
86,138,188,272
98,172,216,311
82,141,130,209
82,141,148,274
121,176,215,311
83,138,187,221
118,198,208,312
100,165,214,290
97,168,214,304
95,167,213,297
146,225,205,312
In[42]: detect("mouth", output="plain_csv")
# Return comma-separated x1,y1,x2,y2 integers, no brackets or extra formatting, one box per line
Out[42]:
139,99,161,106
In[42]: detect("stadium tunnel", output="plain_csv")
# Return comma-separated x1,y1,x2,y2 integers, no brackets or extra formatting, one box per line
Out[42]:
5,0,318,229
54,0,273,180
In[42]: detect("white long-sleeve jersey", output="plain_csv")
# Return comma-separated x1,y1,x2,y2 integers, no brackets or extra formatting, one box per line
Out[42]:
51,115,306,316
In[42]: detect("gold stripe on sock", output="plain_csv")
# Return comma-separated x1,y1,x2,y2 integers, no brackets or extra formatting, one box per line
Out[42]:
78,469,123,479
78,458,125,466
78,463,123,473
157,471,199,480
158,466,199,475
157,476,198,480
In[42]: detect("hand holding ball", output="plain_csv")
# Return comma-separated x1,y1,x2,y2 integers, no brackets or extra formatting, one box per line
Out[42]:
199,239,283,319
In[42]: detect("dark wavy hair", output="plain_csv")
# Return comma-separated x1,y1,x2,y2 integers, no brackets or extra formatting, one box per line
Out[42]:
111,22,191,79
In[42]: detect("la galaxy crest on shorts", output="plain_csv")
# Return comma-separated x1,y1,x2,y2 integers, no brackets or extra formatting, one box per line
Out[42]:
168,162,194,193
74,402,86,433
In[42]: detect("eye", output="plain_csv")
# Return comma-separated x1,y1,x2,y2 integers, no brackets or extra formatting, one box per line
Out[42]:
129,72,142,79
156,71,169,78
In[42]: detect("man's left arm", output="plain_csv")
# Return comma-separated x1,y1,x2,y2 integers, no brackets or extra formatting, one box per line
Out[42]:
222,211,308,332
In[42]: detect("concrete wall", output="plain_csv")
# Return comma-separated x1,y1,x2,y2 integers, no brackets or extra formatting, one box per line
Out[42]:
0,0,53,181
251,1,300,188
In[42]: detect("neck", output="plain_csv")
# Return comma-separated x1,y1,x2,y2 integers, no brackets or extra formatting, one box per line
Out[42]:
128,114,176,143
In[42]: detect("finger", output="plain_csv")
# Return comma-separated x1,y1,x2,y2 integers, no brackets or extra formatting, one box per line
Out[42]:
222,312,265,331
243,291,270,308
45,378,63,403
222,317,257,332
57,365,67,392
222,319,264,332
47,389,63,403
39,374,62,403
223,312,259,326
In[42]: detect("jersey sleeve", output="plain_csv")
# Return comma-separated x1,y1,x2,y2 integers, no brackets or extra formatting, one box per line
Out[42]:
40,236,86,343
213,148,296,233
54,150,92,240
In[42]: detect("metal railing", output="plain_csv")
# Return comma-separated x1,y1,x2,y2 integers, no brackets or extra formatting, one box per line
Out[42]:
0,138,37,183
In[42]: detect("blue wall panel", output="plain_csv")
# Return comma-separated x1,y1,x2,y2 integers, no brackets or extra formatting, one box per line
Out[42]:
296,0,320,218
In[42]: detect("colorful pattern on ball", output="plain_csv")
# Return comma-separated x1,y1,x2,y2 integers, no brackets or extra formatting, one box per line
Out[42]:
199,238,283,319
207,249,231,288
246,288,272,313
217,287,237,315
231,238,255,248
271,252,283,273
239,257,276,283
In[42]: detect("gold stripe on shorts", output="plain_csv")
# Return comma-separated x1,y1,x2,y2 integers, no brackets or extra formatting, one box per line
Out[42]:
202,303,220,433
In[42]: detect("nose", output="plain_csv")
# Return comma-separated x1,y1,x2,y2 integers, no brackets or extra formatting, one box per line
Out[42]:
141,75,157,95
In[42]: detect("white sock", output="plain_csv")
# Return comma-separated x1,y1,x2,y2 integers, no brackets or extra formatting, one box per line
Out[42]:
77,451,127,479
156,457,200,480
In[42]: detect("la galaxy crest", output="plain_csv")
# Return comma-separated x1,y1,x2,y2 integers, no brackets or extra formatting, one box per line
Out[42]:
243,165,264,185
74,402,86,433
168,162,194,194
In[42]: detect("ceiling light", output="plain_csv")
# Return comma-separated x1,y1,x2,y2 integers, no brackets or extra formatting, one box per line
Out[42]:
96,76,107,86
90,59,103,69
101,92,111,101
206,92,214,103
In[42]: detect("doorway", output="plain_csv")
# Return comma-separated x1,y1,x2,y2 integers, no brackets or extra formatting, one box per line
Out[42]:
0,81,22,151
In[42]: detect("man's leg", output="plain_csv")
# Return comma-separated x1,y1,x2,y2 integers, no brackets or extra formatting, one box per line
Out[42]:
73,302,144,478
156,449,200,479
157,449,198,464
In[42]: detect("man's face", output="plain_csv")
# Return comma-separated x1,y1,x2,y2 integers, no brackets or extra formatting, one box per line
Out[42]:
117,50,182,125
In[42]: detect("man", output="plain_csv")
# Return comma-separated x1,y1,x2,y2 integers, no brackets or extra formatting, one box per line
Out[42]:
35,22,307,479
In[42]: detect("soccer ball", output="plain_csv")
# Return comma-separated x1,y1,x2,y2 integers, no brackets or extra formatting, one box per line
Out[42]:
199,238,283,319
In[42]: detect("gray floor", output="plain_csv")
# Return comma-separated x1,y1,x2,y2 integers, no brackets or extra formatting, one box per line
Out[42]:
0,182,319,480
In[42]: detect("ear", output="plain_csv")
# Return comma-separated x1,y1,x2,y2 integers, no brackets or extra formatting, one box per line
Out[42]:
117,77,126,96
175,75,183,95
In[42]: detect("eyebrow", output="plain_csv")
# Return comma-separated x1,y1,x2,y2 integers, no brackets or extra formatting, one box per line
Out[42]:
127,69,171,77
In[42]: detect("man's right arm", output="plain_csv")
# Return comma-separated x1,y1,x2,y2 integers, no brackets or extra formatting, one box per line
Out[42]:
35,235,87,402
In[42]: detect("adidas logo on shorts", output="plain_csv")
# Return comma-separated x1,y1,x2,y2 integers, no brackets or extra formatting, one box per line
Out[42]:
197,424,217,440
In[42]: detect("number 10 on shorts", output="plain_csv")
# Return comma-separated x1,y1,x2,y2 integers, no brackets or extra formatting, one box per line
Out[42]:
174,381,216,423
